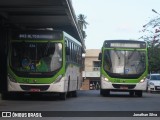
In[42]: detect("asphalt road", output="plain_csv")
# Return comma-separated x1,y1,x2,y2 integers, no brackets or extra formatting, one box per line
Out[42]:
0,90,160,120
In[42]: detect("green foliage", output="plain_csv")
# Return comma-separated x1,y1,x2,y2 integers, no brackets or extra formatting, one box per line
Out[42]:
148,46,160,73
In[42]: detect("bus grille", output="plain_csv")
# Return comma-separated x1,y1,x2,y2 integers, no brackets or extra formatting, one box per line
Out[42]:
20,85,49,91
112,84,136,89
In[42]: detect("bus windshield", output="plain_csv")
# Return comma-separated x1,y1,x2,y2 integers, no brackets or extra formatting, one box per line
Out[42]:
10,42,62,73
103,49,146,78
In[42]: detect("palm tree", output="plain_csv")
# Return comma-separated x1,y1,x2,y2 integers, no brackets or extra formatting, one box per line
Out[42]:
77,14,88,39
77,14,88,30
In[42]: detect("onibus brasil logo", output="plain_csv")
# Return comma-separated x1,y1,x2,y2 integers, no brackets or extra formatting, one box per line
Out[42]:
1,112,42,118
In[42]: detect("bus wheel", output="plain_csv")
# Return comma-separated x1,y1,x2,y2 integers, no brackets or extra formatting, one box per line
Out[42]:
72,91,77,97
2,92,23,100
59,92,67,100
129,91,134,96
100,89,105,96
1,93,10,100
100,89,110,96
105,90,110,96
135,91,142,97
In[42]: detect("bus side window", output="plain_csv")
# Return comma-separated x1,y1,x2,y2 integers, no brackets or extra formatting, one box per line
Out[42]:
66,47,70,55
71,42,74,62
75,45,78,63
69,41,72,61
65,39,69,55
80,48,82,64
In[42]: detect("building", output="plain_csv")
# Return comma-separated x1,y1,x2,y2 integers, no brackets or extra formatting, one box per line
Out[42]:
81,49,101,90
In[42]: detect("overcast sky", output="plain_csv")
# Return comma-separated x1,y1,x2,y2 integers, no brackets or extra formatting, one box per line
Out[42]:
72,0,160,49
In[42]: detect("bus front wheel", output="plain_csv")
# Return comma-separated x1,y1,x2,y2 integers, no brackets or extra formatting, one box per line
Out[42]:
100,89,110,96
59,92,67,100
129,91,134,96
135,91,142,97
72,91,77,97
1,93,10,100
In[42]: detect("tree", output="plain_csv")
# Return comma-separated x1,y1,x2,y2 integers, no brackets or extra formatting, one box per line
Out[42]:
140,9,160,73
140,9,160,46
77,14,88,39
77,14,88,30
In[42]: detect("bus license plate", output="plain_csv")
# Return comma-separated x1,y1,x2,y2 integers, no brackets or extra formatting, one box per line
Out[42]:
30,89,40,92
120,86,128,89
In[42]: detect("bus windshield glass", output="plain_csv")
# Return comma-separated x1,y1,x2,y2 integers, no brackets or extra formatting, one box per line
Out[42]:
103,49,146,78
11,42,62,73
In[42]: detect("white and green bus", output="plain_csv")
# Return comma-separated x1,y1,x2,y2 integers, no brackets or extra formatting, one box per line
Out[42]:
99,40,148,97
5,30,83,100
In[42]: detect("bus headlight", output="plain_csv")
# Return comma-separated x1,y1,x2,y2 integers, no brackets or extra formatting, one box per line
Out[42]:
8,74,16,83
102,75,109,82
140,77,146,83
54,75,63,83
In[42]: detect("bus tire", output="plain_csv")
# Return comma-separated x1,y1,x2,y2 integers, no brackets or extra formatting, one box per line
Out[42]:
72,91,77,97
1,93,10,100
1,92,16,100
105,90,110,96
135,91,142,97
100,89,105,96
100,89,110,96
129,91,134,96
59,92,67,100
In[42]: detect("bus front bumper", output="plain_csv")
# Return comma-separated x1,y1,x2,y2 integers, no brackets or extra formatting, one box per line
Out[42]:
8,77,67,93
101,79,147,91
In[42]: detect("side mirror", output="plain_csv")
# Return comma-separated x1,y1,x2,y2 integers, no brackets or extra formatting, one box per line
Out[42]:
66,47,70,55
98,53,102,60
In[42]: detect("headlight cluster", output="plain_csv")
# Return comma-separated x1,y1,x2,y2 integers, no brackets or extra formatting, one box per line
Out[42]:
149,82,154,85
102,75,109,82
140,77,146,83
